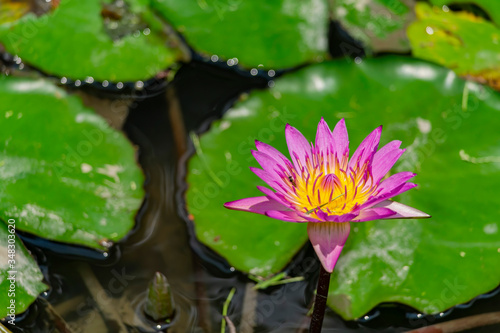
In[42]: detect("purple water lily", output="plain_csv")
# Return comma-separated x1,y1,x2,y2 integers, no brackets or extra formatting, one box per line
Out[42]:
224,118,429,273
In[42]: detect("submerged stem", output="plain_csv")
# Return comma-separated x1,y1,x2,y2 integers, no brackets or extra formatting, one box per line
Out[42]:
309,265,331,333
221,288,236,333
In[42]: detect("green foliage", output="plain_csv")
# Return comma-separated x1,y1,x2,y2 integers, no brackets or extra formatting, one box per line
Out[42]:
0,222,47,318
331,0,413,53
0,76,145,250
0,0,185,81
408,3,500,90
186,56,500,318
150,0,329,69
430,0,500,25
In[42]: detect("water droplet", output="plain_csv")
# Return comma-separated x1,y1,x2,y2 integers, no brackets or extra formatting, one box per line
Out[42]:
133,30,141,38
102,80,109,87
61,77,67,84
135,81,144,90
417,313,423,318
460,251,466,257
229,267,235,272
116,82,124,89
232,58,238,65
354,57,362,64
143,28,151,36
439,312,444,317
227,58,235,66
211,55,219,62
363,316,369,320
74,80,81,87
268,80,275,88
85,76,94,84
103,252,109,257
18,63,24,70
442,5,449,12
426,26,434,35
268,69,275,77
250,68,258,76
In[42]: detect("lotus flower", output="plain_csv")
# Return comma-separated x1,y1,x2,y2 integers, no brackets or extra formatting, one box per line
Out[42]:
224,118,430,273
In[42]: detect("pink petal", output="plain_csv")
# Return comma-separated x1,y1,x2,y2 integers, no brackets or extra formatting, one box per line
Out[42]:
374,200,430,219
286,124,313,172
360,182,417,211
251,151,289,190
224,196,288,214
257,185,294,209
255,140,293,172
250,167,287,194
265,210,308,223
352,207,396,222
315,118,335,159
377,171,417,194
315,210,358,223
252,150,280,175
332,118,349,162
307,222,350,273
372,140,404,183
348,126,382,171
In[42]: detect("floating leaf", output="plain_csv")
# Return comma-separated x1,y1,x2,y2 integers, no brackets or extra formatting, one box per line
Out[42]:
0,0,186,82
0,76,145,250
186,56,500,319
331,0,414,53
430,0,500,26
150,0,328,69
0,222,47,318
407,3,500,90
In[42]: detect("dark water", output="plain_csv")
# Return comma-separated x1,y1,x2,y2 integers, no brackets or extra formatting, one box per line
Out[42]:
4,58,500,333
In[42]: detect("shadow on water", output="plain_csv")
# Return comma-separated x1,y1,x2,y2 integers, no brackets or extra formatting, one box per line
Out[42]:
6,59,500,333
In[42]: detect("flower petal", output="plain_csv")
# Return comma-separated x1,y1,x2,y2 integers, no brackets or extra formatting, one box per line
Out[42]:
307,222,350,273
315,118,334,159
374,200,431,219
286,124,313,172
332,118,349,163
352,207,396,222
265,210,308,223
250,167,287,194
224,196,288,214
255,140,293,172
315,210,358,223
359,182,417,211
257,185,295,209
348,125,382,171
372,140,404,183
377,171,417,194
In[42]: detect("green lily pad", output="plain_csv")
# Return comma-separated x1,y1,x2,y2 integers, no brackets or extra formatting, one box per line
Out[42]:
331,0,414,53
407,3,500,90
186,55,500,319
0,221,47,318
150,0,328,69
0,76,145,250
430,0,500,26
0,0,186,82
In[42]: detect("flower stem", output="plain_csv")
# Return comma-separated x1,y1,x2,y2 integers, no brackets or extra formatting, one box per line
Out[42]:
309,265,331,333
